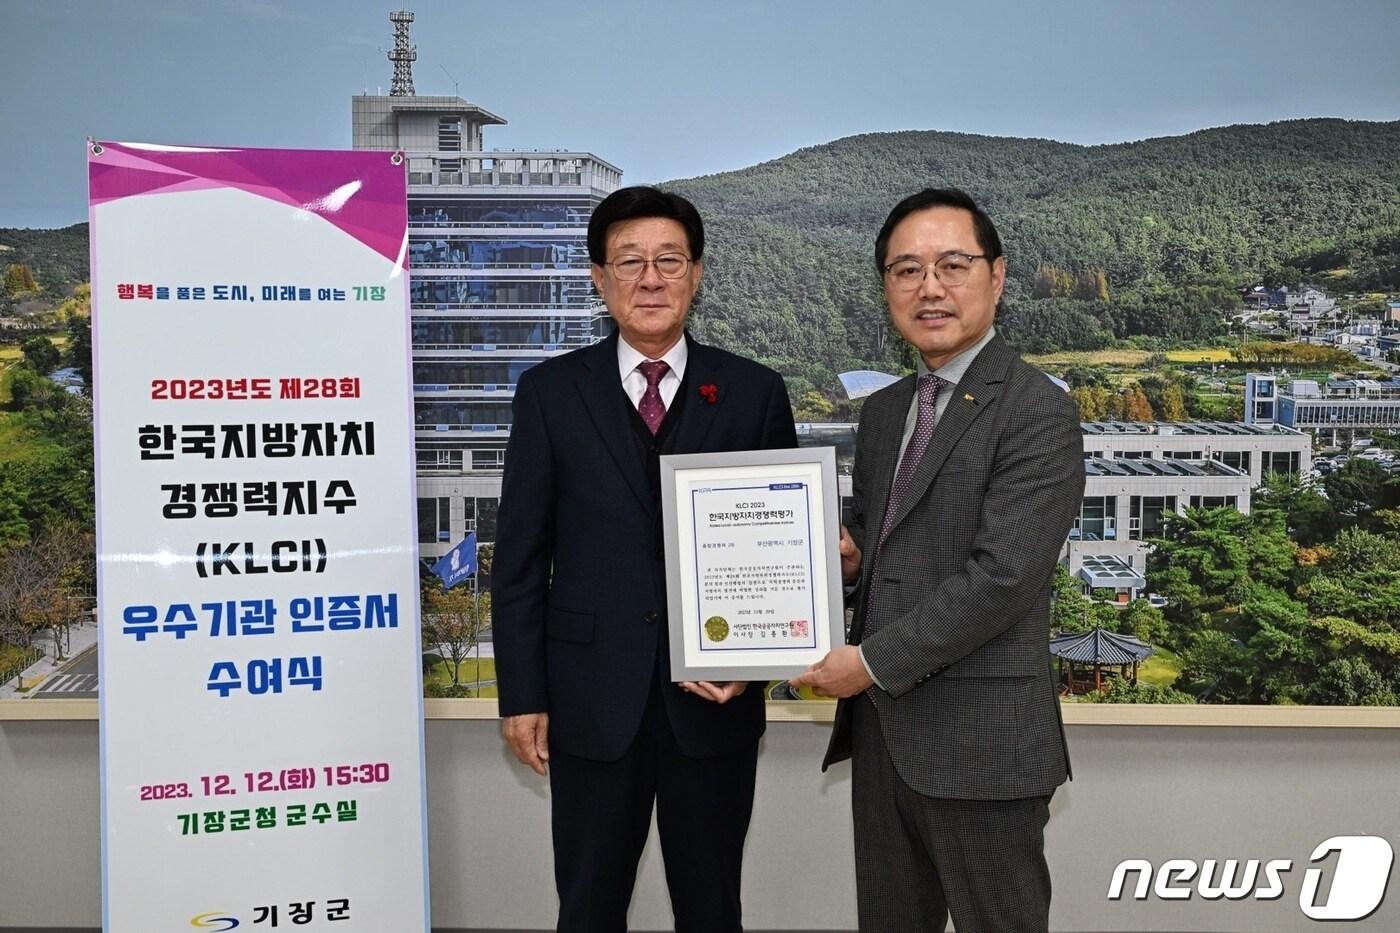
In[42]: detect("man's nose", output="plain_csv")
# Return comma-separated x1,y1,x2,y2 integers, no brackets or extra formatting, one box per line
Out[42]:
917,265,948,298
638,260,666,287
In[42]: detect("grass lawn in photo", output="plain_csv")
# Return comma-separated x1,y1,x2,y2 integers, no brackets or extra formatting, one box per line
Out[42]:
1137,646,1183,688
0,640,33,672
424,656,498,698
0,410,63,464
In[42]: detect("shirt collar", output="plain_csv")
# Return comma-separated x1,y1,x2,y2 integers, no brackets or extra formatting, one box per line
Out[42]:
916,326,996,386
618,333,688,382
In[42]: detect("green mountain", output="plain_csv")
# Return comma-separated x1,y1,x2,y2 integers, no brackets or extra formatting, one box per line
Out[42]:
6,120,1399,399
666,118,1400,396
0,224,89,305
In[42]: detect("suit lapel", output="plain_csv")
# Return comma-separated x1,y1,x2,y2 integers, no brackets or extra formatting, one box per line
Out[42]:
883,336,1013,540
670,333,728,454
854,375,916,614
577,334,651,511
865,374,915,533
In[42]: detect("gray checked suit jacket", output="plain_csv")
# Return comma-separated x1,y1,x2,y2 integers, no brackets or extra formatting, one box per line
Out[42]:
821,333,1085,800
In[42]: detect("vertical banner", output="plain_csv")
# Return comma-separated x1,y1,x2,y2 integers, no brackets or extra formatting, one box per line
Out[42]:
89,142,428,931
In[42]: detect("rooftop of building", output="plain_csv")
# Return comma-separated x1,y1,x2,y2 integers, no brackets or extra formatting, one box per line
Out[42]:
1080,420,1303,437
1084,457,1246,478
1319,378,1400,390
353,93,508,126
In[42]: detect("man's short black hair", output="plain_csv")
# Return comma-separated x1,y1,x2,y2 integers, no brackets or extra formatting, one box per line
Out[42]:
873,188,1003,274
588,186,705,265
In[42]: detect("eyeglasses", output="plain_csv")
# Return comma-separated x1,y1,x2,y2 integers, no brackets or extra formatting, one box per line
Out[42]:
883,253,988,291
606,253,693,281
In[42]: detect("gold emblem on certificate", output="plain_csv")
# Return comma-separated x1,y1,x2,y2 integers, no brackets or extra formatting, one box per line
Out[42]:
704,615,730,643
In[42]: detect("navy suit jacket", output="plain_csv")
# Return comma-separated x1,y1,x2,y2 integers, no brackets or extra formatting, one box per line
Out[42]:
493,331,797,761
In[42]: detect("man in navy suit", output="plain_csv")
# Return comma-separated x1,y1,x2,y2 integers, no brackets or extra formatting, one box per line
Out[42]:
492,186,797,932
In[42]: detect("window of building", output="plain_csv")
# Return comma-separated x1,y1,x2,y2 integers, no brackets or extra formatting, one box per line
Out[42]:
416,448,463,472
408,158,434,186
1072,496,1117,540
1261,451,1301,477
1129,495,1177,540
1212,450,1251,472
418,496,451,544
414,401,514,428
471,449,505,470
462,496,499,541
437,117,463,152
410,276,585,308
1189,495,1238,509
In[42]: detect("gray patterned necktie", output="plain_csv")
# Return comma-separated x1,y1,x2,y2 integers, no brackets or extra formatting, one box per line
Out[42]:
863,373,943,705
875,373,944,555
637,360,670,434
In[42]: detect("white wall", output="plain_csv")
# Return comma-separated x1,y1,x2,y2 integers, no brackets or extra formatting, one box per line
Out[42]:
2,719,1398,932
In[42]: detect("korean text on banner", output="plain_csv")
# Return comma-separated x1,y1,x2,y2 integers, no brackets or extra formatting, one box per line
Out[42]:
89,140,428,932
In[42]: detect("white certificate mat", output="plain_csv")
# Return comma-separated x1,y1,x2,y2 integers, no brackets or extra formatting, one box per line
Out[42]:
661,448,844,681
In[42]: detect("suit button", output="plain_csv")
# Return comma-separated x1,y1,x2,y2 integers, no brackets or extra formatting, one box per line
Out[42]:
643,611,658,624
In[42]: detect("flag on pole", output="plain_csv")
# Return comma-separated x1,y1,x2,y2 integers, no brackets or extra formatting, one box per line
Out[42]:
430,531,478,590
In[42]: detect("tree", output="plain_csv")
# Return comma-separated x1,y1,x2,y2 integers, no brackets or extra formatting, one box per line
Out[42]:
20,336,60,374
1324,459,1400,526
3,263,37,296
1083,678,1195,704
1091,385,1124,421
1089,600,1121,631
1059,365,1102,389
0,473,30,549
1050,564,1092,633
1032,264,1074,299
6,367,65,412
1072,269,1110,302
0,523,90,657
1121,598,1169,644
793,390,835,422
1239,585,1314,703
1069,386,1101,421
1309,657,1398,706
1178,628,1253,701
1121,386,1154,422
1158,384,1187,422
1253,471,1341,546
421,583,491,692
1146,506,1298,653
65,303,92,386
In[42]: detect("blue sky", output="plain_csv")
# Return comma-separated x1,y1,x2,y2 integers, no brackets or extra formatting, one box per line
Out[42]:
2,0,1398,228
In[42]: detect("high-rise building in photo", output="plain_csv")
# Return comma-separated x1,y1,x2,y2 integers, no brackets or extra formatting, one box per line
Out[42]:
352,11,622,563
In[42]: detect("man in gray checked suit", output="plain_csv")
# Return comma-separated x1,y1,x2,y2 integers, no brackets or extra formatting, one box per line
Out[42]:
792,188,1085,933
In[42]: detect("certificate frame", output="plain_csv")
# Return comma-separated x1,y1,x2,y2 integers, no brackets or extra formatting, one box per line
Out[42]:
660,447,845,682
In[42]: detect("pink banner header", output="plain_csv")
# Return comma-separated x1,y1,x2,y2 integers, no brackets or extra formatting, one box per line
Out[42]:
88,141,407,264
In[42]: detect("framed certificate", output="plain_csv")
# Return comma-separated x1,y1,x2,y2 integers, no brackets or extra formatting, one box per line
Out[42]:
660,447,845,682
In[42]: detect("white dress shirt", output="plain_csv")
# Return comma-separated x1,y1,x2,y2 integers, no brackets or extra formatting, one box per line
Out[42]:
617,334,688,411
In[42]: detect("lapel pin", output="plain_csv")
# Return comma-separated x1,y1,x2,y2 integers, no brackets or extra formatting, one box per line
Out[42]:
963,393,976,402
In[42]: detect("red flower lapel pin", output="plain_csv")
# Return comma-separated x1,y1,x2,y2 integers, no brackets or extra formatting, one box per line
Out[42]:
699,383,719,404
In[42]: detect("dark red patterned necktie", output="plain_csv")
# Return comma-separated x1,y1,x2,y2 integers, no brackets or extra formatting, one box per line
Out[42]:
637,360,670,434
